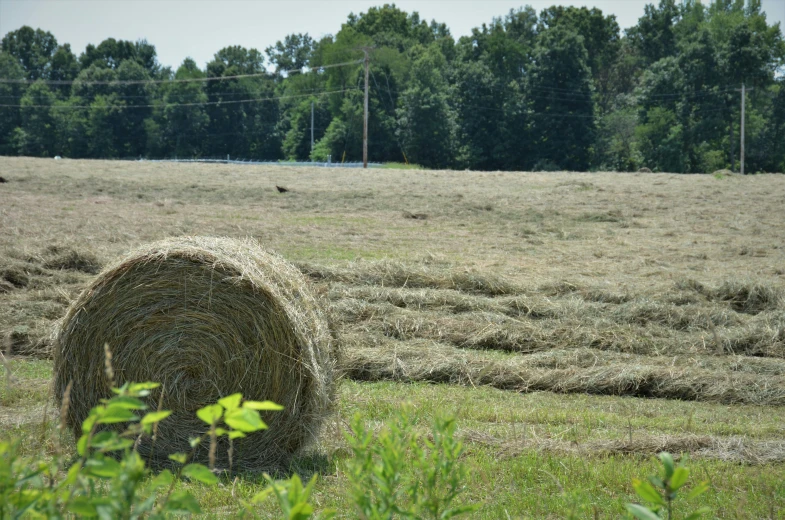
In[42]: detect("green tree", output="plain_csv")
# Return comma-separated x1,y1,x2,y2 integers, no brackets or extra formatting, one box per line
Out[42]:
265,33,315,75
13,80,57,156
159,58,209,158
527,25,596,171
396,44,457,168
0,52,26,155
0,26,58,80
115,60,152,157
204,46,281,159
627,0,681,66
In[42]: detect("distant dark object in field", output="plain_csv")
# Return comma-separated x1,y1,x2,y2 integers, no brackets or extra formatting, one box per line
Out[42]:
0,176,7,183
638,167,653,173
403,211,428,220
276,185,289,193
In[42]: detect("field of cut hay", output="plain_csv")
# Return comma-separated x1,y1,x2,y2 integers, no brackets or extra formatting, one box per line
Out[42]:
1,157,784,517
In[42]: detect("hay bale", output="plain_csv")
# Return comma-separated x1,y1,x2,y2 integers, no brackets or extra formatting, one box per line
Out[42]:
53,236,337,471
638,167,653,173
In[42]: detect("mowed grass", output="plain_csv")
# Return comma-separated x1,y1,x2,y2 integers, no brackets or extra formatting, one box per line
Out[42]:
1,157,784,517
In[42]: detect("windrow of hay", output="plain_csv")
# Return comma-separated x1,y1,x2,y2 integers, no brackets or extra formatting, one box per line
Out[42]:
461,430,785,465
330,301,785,359
341,334,785,405
677,278,785,315
297,259,521,296
53,237,338,471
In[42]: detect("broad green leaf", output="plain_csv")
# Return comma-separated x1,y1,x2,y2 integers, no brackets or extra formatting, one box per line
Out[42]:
165,490,202,514
182,463,219,485
243,400,284,411
96,405,137,424
76,434,89,456
64,462,81,485
632,478,665,506
686,481,710,500
218,393,242,410
290,502,314,516
659,452,675,479
105,396,147,410
128,382,160,395
85,457,122,478
228,430,246,439
196,404,223,425
149,469,174,489
189,436,202,448
626,504,663,520
670,467,689,490
224,407,266,432
168,453,188,464
91,431,133,452
68,497,98,517
251,486,275,504
82,413,99,433
141,410,172,425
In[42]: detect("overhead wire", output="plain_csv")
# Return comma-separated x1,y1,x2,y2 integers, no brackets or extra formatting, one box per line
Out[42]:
0,59,364,86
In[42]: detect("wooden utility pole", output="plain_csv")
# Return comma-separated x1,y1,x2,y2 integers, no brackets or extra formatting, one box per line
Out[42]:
362,47,370,169
310,101,314,157
741,82,746,175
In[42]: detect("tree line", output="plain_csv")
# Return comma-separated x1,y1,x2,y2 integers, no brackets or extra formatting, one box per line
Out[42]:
1,0,783,173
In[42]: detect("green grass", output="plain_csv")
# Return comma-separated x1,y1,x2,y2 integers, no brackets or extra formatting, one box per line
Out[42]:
4,365,783,518
382,162,427,170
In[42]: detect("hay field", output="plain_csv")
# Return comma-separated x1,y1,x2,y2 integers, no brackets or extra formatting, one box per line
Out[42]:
1,157,784,517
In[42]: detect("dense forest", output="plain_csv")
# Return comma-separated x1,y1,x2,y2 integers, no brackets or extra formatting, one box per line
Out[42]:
1,0,783,173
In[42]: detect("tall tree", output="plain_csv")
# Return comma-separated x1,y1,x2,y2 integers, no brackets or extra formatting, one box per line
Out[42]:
13,81,57,156
265,33,315,75
0,52,26,155
396,44,457,168
528,25,596,170
1,26,59,80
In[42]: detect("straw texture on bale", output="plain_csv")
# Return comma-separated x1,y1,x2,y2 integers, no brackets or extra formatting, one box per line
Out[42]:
54,236,337,471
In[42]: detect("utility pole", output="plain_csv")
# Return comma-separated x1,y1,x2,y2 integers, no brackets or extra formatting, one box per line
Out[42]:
741,82,746,175
310,101,314,159
362,47,370,169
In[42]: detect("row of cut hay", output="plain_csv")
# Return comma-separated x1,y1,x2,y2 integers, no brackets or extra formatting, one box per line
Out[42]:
327,283,749,331
517,348,785,376
461,430,785,465
331,300,785,359
341,334,785,405
676,278,785,315
327,284,562,319
296,259,521,296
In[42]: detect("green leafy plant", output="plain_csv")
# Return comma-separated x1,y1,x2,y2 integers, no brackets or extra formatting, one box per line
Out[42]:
0,380,284,518
344,407,479,519
248,473,335,520
626,452,710,520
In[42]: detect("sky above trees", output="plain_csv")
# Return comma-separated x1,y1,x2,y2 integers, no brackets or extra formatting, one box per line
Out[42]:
1,0,784,70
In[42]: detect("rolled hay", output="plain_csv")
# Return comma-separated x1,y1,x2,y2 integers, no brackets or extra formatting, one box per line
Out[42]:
53,236,338,471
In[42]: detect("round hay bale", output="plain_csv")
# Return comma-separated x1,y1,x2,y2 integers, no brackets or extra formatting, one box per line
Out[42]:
637,167,653,173
54,236,337,471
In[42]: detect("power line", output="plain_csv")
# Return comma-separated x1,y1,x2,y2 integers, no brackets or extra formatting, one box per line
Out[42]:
0,87,360,110
0,59,363,86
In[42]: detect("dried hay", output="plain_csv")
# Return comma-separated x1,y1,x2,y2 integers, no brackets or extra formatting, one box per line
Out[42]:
342,335,785,405
298,259,519,296
462,430,785,465
53,236,338,471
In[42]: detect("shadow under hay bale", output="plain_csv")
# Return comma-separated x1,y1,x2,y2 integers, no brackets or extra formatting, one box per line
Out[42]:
53,236,338,472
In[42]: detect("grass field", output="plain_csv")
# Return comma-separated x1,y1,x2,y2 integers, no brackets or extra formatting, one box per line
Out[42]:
1,157,784,517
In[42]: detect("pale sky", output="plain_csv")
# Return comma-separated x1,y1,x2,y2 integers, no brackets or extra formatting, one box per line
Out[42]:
1,0,784,71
